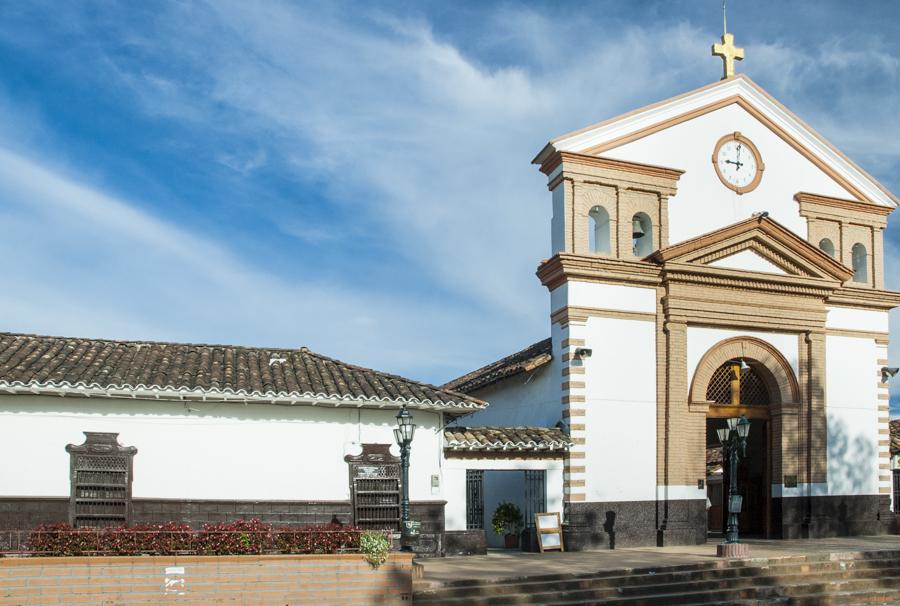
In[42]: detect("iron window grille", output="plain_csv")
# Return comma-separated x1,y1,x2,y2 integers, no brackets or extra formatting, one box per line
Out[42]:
345,444,401,531
465,470,484,530
66,432,137,528
706,363,769,406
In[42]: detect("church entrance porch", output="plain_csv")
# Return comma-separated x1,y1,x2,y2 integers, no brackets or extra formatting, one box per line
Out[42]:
688,337,801,542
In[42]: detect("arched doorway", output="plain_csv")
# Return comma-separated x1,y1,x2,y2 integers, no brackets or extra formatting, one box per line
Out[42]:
690,337,801,540
704,361,771,536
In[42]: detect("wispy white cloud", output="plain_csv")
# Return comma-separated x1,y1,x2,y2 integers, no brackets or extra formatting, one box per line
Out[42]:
0,146,482,379
0,1,898,391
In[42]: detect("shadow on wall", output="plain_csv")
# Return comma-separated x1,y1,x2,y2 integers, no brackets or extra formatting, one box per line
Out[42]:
603,511,616,549
826,416,877,496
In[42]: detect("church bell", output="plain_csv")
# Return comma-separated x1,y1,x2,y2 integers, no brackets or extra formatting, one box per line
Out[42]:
632,218,645,238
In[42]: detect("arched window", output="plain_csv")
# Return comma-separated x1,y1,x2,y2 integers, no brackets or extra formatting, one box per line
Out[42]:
632,212,653,257
852,243,868,283
818,238,835,258
588,206,611,254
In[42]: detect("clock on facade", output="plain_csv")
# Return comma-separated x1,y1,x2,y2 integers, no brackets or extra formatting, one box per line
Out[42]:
712,132,764,194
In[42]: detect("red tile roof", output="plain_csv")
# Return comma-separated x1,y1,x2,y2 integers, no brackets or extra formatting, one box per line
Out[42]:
443,338,552,393
0,332,485,411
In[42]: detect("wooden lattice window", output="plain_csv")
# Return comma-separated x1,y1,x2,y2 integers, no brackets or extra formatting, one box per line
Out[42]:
706,363,769,406
66,432,137,528
344,444,401,531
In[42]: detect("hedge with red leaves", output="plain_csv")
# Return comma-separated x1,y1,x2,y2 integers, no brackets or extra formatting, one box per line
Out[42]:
26,519,366,556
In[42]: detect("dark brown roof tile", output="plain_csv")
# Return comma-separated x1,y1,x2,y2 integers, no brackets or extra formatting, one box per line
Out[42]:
443,338,552,394
0,332,484,411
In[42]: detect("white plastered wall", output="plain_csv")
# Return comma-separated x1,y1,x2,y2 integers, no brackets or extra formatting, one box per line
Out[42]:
442,457,564,532
551,281,657,315
610,103,854,246
581,315,657,502
463,328,562,428
825,307,889,333
0,395,445,502
551,182,565,255
824,335,880,497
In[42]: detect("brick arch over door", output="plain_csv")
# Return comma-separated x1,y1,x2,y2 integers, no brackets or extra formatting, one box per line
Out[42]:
689,335,805,512
689,336,800,409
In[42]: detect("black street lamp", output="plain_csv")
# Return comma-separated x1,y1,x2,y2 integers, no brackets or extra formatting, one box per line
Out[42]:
394,406,416,551
717,415,750,546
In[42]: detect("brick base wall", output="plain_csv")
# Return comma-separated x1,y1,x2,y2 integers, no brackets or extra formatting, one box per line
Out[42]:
0,497,447,557
0,553,413,605
445,530,487,555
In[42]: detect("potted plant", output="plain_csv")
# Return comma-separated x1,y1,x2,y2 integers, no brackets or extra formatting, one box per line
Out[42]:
491,502,524,549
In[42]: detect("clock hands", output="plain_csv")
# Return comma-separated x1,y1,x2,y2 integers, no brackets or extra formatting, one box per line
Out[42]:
725,144,744,170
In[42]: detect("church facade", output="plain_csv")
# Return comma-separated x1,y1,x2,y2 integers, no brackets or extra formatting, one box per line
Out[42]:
449,72,900,547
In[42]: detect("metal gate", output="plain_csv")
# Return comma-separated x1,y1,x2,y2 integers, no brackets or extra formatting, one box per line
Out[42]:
466,470,484,530
893,469,900,512
524,470,546,528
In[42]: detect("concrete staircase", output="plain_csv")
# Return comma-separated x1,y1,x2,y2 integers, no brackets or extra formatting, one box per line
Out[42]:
413,550,900,605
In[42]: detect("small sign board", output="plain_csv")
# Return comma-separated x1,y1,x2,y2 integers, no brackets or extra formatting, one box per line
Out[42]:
401,520,421,548
163,566,185,595
534,512,564,553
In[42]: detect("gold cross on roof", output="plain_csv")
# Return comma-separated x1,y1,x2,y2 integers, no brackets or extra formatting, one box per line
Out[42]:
712,33,744,80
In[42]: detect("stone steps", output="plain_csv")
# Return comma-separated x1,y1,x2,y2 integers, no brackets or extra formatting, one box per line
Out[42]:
413,550,900,605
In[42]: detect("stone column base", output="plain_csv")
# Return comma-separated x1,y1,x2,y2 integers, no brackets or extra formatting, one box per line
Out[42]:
717,542,750,558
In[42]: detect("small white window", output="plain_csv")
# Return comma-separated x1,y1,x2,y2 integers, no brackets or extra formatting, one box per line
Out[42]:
818,238,835,258
632,212,653,257
852,243,868,284
588,206,611,254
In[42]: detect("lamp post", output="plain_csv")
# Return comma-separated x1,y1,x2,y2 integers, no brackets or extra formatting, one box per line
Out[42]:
394,406,416,551
716,415,750,554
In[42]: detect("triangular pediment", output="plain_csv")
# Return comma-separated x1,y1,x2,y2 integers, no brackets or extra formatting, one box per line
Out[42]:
648,216,854,282
534,75,896,207
707,249,788,275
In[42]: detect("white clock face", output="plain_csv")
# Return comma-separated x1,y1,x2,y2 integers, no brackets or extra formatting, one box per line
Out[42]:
716,139,758,189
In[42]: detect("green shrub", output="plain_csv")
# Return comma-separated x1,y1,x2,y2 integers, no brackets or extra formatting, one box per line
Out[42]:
491,502,524,536
360,531,390,568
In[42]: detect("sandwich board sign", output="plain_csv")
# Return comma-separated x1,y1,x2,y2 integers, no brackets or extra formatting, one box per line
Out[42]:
535,512,564,553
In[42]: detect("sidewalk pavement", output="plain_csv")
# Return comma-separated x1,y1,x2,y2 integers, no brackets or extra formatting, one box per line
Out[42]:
418,535,900,587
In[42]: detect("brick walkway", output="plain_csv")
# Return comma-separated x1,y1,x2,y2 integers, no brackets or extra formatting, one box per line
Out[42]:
417,535,900,587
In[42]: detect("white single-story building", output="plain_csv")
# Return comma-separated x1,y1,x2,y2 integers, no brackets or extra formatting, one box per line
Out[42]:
0,332,569,555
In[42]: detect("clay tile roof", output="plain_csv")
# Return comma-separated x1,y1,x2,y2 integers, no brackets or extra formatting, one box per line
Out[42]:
891,420,900,456
443,338,552,394
0,332,485,411
443,426,573,452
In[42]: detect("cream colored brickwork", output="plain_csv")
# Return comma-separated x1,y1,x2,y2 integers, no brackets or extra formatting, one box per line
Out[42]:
557,324,587,503
548,151,680,260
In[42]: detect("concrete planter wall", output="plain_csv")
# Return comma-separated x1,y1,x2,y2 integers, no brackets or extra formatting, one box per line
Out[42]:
0,552,414,605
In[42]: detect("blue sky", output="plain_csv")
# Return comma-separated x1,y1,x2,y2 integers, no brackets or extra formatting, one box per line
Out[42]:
0,1,899,401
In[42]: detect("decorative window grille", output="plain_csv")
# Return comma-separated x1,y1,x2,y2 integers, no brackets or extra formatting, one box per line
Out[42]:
66,432,137,528
344,444,401,531
523,470,546,528
465,470,484,530
706,363,769,406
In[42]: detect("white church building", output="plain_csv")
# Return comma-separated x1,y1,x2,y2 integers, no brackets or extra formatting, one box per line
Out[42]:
0,38,898,554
